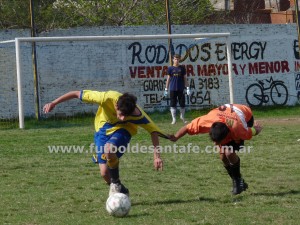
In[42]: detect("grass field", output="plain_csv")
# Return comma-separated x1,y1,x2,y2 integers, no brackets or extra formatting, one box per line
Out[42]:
1,106,300,225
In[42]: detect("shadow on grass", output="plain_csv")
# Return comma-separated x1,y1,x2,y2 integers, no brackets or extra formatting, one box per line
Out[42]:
126,212,151,218
132,196,218,206
129,190,300,208
250,189,300,197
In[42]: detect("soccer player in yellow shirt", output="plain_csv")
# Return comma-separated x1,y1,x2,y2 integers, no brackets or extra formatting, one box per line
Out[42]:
43,90,170,196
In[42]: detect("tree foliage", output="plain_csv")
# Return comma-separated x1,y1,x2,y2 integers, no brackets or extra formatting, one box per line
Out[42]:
0,0,32,28
0,0,214,33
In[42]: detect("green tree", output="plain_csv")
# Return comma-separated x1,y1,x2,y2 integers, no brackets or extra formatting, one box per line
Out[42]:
0,0,31,28
0,0,215,32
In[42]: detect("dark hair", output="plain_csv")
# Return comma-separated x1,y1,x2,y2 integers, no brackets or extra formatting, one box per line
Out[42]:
173,54,181,59
117,93,137,116
209,122,230,143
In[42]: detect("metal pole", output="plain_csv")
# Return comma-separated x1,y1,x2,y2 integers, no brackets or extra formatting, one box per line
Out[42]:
15,38,25,129
30,0,40,120
165,0,173,65
226,37,234,104
16,33,231,42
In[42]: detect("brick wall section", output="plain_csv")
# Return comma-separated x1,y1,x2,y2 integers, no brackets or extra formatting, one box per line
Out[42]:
231,0,294,24
0,24,299,119
271,10,295,23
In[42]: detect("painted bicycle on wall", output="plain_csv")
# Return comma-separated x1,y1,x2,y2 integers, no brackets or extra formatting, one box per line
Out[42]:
245,77,288,106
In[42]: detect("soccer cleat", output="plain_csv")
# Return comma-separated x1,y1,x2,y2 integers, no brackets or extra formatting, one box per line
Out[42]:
180,115,188,124
171,119,176,125
109,182,129,196
232,178,248,195
120,183,130,197
181,118,188,123
109,183,121,196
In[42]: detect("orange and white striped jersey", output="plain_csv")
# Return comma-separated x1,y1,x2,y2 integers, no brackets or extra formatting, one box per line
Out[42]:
186,104,254,144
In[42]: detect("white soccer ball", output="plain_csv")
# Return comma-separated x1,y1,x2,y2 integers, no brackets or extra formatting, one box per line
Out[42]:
106,193,131,217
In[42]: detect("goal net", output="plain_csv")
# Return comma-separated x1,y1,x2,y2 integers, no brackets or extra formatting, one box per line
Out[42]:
0,32,233,129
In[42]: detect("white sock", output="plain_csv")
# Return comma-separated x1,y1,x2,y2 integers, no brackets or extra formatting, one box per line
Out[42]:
180,107,187,123
170,107,176,124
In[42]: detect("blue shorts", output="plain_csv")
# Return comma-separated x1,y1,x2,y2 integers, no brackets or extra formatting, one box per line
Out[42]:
94,125,131,164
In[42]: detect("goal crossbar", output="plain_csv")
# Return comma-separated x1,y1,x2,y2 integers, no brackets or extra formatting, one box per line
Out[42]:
14,33,230,42
13,33,233,128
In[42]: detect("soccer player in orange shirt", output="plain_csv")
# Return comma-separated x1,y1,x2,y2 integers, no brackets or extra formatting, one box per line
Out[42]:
170,104,263,195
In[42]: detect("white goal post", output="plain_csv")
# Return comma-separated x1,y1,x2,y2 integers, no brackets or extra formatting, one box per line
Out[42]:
14,33,233,128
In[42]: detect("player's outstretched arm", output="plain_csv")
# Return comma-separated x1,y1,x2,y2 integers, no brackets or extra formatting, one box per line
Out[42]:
170,125,188,142
151,132,163,171
43,91,81,113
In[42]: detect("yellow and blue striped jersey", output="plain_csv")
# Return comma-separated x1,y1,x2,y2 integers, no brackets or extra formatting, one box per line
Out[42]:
80,90,168,138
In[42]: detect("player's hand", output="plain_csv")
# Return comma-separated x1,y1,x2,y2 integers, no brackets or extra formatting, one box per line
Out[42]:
186,87,191,96
254,121,263,135
163,88,168,97
168,135,178,142
43,102,56,113
154,157,163,171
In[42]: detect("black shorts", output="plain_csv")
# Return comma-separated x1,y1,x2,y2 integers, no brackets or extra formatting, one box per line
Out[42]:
170,90,185,108
223,116,254,151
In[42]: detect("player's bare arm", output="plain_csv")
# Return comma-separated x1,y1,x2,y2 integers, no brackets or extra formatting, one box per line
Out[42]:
164,75,171,96
43,91,81,113
151,132,163,171
170,125,188,142
165,75,170,89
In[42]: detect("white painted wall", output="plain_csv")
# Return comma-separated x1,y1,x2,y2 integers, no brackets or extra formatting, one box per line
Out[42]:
0,24,299,119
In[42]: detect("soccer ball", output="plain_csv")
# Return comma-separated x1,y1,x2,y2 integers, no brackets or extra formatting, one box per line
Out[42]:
106,193,131,217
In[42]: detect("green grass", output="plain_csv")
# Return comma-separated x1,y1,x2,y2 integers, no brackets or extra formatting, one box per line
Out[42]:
0,106,300,225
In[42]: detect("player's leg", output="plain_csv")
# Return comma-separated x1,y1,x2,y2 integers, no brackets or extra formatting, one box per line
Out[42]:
94,128,130,196
95,147,128,195
105,143,120,183
178,90,187,123
105,148,130,196
93,130,111,184
219,152,232,178
221,142,248,195
105,143,122,196
105,129,131,196
99,163,110,185
170,91,177,124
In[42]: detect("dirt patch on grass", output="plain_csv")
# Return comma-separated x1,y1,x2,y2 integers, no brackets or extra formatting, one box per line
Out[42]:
256,117,300,126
